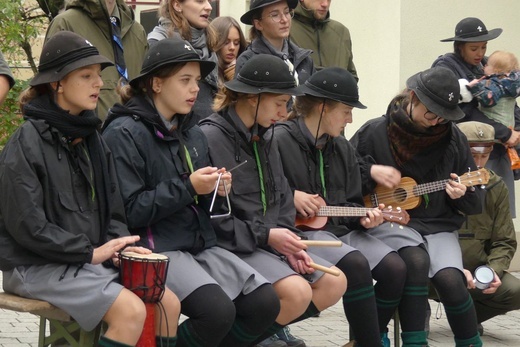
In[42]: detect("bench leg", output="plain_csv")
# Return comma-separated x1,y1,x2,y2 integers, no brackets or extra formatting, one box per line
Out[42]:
38,316,102,347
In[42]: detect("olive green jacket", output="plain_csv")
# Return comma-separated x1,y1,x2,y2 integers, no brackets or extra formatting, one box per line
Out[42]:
45,0,148,120
459,170,517,277
289,4,357,78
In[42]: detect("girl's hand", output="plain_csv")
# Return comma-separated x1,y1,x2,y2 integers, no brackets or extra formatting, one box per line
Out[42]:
446,173,467,199
92,235,140,265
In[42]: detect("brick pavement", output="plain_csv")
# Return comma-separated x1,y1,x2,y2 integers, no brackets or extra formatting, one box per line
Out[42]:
1,272,520,346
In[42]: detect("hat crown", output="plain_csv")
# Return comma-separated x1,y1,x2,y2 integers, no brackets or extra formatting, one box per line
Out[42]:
241,0,298,24
38,31,100,73
141,38,200,74
455,17,488,38
237,54,296,89
457,121,495,143
305,67,359,100
414,67,460,108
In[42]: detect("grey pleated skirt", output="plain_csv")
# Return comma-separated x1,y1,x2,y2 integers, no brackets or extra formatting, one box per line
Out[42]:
237,247,329,284
162,246,269,301
3,263,123,331
423,231,464,278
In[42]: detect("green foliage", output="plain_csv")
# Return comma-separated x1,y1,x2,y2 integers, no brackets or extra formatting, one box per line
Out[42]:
0,0,49,73
0,0,51,146
0,79,29,146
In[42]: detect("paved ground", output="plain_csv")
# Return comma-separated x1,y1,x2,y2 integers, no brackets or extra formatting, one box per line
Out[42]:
1,273,520,346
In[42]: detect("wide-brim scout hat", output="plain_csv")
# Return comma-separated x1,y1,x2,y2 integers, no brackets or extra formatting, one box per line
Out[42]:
441,17,502,42
406,67,464,121
241,0,298,25
457,121,498,153
225,54,301,95
295,67,366,109
130,37,216,88
30,31,113,86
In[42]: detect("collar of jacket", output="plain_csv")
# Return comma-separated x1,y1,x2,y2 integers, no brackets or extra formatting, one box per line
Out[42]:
66,0,136,37
293,3,330,27
250,36,312,67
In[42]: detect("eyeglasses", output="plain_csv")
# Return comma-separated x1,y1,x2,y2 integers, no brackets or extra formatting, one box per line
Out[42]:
423,109,449,124
262,9,294,23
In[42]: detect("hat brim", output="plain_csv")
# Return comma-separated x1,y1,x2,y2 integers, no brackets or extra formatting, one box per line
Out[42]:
224,78,302,96
129,59,216,88
240,0,298,25
407,72,465,121
295,84,367,109
30,55,114,86
440,28,502,42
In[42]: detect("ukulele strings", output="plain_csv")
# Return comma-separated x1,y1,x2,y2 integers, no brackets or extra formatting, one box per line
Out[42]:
370,173,486,201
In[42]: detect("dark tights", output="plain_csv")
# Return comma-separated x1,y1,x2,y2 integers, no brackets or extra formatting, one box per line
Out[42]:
337,251,382,347
397,246,430,332
177,284,279,347
372,252,407,331
431,268,478,339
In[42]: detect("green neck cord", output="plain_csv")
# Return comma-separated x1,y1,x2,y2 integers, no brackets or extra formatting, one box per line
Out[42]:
319,150,327,198
184,146,198,204
253,142,267,215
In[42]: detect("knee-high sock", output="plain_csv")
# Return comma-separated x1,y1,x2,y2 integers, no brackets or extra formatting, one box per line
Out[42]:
432,268,479,340
372,252,406,330
156,335,177,347
98,336,132,347
176,284,235,347
218,284,280,347
337,251,381,347
398,246,430,332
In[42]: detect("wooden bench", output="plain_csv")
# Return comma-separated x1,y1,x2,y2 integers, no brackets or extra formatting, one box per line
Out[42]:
0,292,103,347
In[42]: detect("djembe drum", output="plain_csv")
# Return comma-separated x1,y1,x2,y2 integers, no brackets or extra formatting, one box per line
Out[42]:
119,251,170,347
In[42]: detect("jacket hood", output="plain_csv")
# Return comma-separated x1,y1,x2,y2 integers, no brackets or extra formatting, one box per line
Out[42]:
294,3,330,27
104,96,199,138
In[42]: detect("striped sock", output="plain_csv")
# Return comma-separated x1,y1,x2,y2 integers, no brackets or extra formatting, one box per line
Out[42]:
98,336,132,347
156,335,177,347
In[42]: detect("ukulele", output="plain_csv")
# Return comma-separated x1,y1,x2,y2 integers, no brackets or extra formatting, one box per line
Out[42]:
363,168,490,210
295,196,408,231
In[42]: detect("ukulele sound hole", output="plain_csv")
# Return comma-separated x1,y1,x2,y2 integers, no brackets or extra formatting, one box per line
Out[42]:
393,187,407,203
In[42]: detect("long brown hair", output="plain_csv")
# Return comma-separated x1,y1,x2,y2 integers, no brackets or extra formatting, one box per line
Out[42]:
159,0,217,50
210,16,247,60
19,84,52,111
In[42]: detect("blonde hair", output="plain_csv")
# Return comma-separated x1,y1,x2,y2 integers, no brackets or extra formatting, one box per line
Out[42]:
159,0,217,50
487,50,519,75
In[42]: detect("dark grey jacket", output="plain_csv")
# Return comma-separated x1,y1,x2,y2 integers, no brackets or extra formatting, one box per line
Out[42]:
235,36,315,85
274,119,365,235
200,109,298,254
0,119,128,271
351,112,483,235
103,97,218,253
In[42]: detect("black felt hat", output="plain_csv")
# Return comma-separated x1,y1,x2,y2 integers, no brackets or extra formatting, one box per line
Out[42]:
130,37,216,88
406,67,464,121
295,67,366,109
30,31,113,86
241,0,298,25
224,54,301,95
441,17,502,42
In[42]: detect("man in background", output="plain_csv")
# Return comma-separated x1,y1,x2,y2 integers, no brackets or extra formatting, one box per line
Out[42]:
457,121,520,335
289,0,357,78
45,0,148,120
